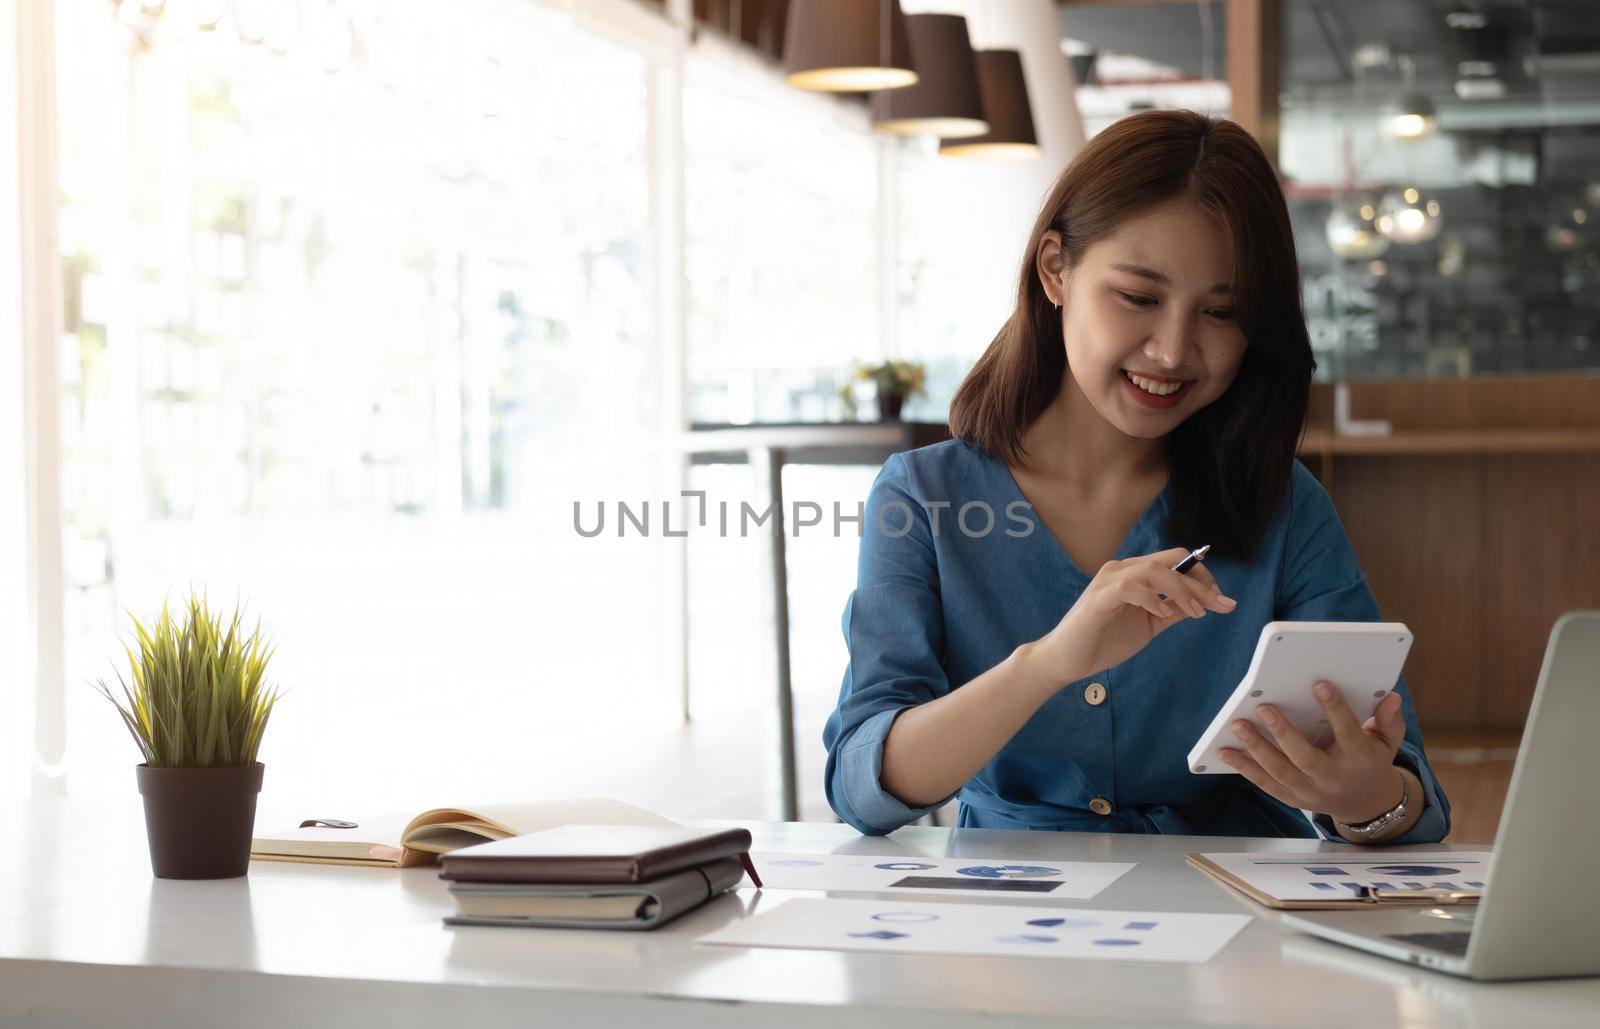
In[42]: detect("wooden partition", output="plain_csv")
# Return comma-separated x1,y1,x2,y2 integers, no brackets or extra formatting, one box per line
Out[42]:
1301,375,1600,842
1301,375,1600,732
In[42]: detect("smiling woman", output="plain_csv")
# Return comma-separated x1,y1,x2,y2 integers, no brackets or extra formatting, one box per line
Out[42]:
953,110,1314,561
823,110,1449,847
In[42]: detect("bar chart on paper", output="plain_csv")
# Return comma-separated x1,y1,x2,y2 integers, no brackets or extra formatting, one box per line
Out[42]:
1196,852,1493,902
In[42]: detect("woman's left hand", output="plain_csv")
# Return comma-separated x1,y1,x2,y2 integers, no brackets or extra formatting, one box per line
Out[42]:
1218,681,1407,826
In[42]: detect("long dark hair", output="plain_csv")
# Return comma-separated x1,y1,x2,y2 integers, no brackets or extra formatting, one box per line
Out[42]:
948,109,1315,560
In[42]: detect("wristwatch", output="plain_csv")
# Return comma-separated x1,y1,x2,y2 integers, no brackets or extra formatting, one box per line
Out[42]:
1333,769,1410,842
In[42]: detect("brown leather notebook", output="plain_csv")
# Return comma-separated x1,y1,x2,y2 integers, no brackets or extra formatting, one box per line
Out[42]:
438,824,758,885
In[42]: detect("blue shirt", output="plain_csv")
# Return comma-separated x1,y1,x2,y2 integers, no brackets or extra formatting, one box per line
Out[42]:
822,438,1451,843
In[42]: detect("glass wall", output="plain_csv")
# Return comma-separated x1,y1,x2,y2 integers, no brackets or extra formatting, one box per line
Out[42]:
683,52,880,424
54,0,671,802
1279,0,1600,379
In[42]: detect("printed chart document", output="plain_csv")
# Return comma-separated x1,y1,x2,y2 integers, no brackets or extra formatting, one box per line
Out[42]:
748,852,1135,900
699,898,1250,963
1190,851,1493,908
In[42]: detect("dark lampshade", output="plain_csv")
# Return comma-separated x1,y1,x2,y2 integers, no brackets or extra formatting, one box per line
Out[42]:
870,14,987,138
783,0,917,93
939,49,1041,161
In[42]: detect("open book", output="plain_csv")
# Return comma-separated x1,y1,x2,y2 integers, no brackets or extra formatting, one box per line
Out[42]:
250,799,679,868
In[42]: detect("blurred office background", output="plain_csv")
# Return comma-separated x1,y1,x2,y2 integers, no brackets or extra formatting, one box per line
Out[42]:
2,1,1596,841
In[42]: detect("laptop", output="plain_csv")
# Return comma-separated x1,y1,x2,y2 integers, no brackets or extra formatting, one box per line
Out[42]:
1282,611,1600,981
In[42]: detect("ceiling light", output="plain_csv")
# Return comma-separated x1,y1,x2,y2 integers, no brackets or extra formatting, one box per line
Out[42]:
938,50,1041,162
1445,11,1487,30
1375,189,1443,244
784,0,917,93
1352,43,1391,71
1455,77,1505,100
1383,92,1437,139
870,14,987,138
1547,226,1579,252
1326,197,1392,259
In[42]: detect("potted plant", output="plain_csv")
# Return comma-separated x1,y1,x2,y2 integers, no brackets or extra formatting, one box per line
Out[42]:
91,593,284,879
839,359,927,421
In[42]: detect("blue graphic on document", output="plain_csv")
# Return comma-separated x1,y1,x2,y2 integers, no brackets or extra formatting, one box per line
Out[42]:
956,865,1063,879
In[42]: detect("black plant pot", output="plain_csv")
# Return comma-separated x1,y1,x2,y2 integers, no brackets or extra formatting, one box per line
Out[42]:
135,762,264,879
878,391,906,421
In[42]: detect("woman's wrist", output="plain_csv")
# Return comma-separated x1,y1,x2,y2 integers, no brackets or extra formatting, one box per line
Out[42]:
1010,639,1080,705
1333,766,1424,844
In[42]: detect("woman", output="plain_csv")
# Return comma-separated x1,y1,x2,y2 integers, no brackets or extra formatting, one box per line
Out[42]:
822,110,1450,845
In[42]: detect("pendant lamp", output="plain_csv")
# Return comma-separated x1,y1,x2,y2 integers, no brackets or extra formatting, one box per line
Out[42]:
1375,187,1443,244
869,14,987,138
1326,196,1392,260
939,49,1040,160
784,0,917,93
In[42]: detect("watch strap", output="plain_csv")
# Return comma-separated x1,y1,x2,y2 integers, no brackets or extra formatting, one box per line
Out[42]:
1333,768,1410,841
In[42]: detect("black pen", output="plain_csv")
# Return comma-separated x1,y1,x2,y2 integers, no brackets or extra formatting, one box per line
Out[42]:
1171,544,1211,575
1158,544,1212,604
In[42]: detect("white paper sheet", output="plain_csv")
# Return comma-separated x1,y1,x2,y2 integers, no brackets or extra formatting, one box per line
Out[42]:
747,852,1135,900
1198,851,1493,902
699,898,1251,963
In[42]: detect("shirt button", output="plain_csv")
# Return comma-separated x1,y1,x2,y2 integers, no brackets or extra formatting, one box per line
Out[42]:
1089,797,1113,816
1084,682,1107,706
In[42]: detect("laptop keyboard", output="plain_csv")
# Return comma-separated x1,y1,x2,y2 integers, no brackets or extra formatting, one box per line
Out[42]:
1384,931,1472,956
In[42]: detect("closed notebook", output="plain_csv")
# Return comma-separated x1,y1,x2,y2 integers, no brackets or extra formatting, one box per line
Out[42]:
250,799,678,868
443,855,746,931
438,824,754,884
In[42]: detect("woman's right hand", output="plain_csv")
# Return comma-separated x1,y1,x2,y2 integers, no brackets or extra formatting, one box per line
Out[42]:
1030,547,1237,686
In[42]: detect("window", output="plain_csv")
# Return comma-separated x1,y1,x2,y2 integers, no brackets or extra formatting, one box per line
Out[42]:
1278,0,1600,379
684,52,880,424
53,0,670,802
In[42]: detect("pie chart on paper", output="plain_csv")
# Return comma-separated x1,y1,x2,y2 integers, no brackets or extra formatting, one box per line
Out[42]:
956,865,1064,879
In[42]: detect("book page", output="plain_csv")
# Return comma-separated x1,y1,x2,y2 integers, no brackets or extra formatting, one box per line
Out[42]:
403,798,679,849
253,798,678,865
251,810,417,863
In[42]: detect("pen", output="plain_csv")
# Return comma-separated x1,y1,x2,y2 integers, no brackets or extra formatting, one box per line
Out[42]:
1157,544,1210,604
1171,544,1211,575
1355,884,1481,904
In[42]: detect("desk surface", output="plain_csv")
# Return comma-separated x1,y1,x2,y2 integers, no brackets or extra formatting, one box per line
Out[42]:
3,799,1594,1028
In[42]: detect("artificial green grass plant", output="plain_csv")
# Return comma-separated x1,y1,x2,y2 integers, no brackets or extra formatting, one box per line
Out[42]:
91,593,283,768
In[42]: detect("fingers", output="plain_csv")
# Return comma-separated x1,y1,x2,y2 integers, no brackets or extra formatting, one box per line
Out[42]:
1185,567,1236,612
1217,748,1302,808
1228,719,1314,793
1369,691,1406,753
1142,564,1235,617
1310,681,1366,752
1254,704,1330,777
1184,562,1218,589
1110,577,1178,622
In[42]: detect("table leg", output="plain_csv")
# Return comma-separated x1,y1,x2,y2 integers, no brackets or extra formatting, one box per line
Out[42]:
749,444,797,823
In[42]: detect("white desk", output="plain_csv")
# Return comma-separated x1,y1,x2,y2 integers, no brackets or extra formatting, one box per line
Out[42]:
3,798,1594,1028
